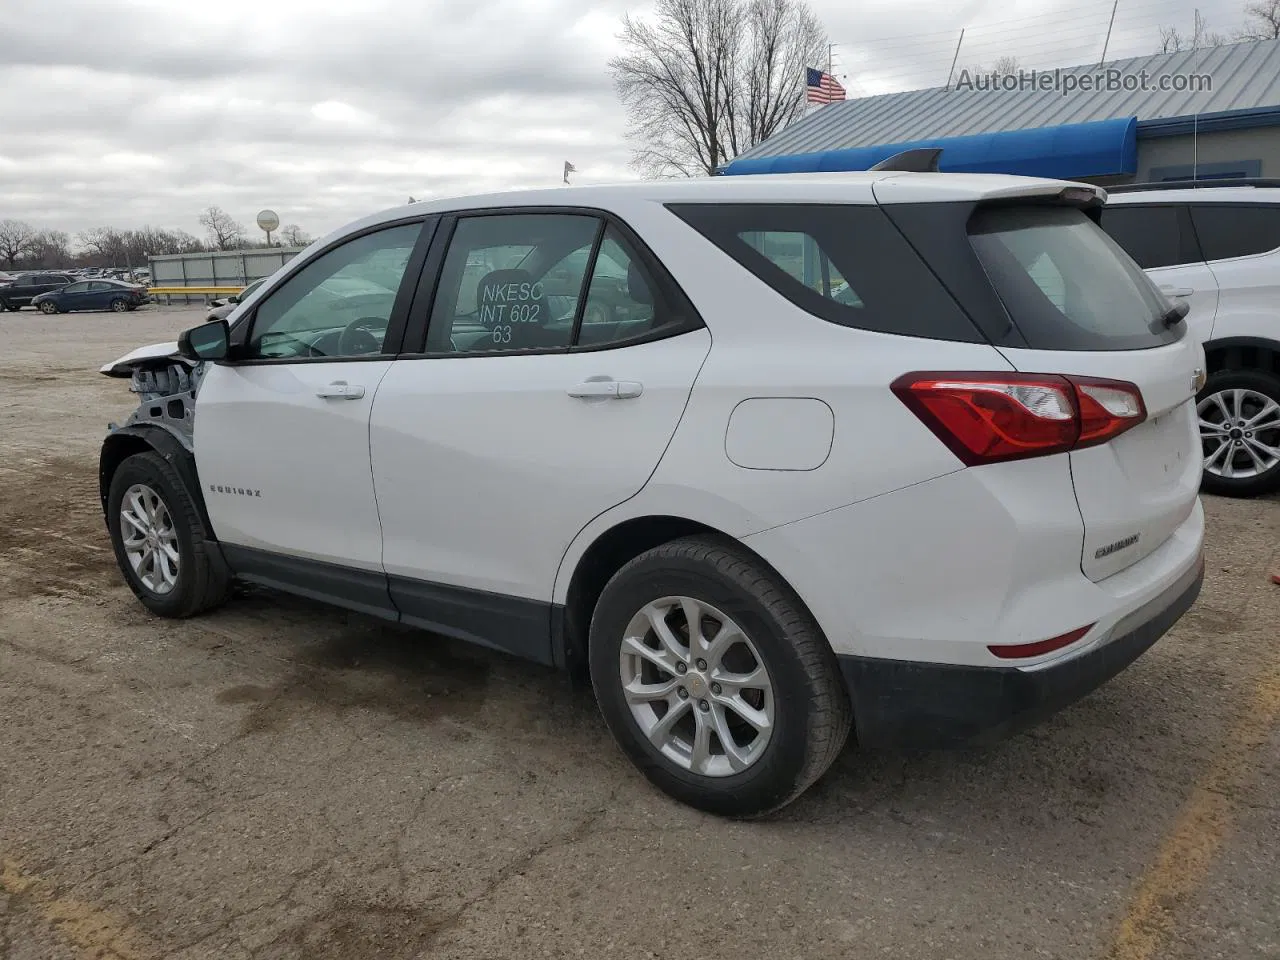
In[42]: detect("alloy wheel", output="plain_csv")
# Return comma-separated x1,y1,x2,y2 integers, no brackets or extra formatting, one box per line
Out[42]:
119,483,181,595
1199,388,1280,480
618,596,775,777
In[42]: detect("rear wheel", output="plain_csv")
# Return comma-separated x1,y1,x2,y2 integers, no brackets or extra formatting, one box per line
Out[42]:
589,536,852,818
107,451,231,617
1198,369,1280,497
110,298,128,313
38,301,58,315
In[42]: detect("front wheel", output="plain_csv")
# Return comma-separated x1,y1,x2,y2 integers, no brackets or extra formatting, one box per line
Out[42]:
589,536,852,818
107,451,231,617
38,301,58,315
110,298,128,313
1198,369,1280,497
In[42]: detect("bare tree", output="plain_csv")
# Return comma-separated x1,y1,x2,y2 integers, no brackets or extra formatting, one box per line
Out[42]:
1158,10,1227,51
1237,0,1280,39
198,206,246,250
0,219,37,268
20,230,71,268
963,55,1021,77
611,0,828,177
279,224,311,247
78,226,125,261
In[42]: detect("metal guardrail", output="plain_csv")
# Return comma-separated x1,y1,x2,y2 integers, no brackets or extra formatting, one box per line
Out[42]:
147,286,244,295
146,285,246,306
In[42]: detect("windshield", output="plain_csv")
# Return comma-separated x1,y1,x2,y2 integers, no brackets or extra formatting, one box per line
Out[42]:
968,205,1181,351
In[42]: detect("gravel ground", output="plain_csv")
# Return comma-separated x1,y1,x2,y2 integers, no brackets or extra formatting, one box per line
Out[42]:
1,305,1278,960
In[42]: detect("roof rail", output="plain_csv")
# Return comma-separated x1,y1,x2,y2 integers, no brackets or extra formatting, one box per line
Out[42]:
1107,177,1280,193
868,148,942,173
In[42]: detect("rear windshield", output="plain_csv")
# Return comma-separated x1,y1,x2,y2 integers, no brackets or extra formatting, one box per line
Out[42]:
968,206,1181,351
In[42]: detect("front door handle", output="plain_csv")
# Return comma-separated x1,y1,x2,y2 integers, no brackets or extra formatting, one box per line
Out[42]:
567,379,643,399
316,381,365,400
1160,285,1194,298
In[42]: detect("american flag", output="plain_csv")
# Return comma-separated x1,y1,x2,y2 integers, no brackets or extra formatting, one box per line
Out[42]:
806,67,846,105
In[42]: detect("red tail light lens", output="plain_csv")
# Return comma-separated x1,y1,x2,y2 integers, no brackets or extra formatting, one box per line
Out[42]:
1073,377,1147,448
892,372,1146,465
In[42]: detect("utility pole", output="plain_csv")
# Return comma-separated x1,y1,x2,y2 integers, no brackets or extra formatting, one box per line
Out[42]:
1099,0,1120,64
945,29,965,90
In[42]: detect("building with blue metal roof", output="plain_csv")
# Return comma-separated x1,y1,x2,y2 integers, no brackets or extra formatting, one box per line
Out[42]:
720,38,1280,183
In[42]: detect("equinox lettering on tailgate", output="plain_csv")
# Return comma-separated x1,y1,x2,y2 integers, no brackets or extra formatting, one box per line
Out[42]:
1095,533,1140,559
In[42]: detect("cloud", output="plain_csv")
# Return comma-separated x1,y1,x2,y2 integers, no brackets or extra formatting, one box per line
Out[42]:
0,0,1210,244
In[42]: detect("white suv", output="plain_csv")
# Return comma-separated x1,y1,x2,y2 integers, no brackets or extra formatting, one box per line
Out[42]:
1100,180,1280,497
99,172,1206,817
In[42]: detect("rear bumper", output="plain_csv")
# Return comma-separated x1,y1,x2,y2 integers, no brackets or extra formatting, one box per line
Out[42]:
839,547,1205,749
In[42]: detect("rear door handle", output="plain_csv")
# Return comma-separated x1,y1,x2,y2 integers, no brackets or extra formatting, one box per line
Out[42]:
567,379,643,399
1160,285,1194,298
316,381,365,400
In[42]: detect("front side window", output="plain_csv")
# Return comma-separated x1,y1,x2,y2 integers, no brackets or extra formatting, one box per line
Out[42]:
244,221,422,360
969,205,1180,351
63,282,89,294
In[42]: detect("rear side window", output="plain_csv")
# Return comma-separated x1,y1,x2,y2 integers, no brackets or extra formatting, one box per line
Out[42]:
1098,205,1200,269
1189,204,1280,261
668,203,981,342
969,206,1180,351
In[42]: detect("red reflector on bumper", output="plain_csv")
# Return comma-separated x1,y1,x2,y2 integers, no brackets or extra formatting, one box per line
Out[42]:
987,625,1094,660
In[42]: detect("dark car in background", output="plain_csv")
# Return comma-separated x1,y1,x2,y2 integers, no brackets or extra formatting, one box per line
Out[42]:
0,272,75,310
31,278,149,314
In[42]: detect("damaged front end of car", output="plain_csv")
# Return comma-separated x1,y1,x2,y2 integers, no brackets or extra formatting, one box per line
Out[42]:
101,343,206,451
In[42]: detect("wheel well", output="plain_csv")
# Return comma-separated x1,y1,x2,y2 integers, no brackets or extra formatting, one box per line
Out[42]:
1204,339,1280,377
99,427,215,538
559,516,721,682
99,432,153,514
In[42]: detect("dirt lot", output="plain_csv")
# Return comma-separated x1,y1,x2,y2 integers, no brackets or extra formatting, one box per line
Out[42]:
1,305,1278,960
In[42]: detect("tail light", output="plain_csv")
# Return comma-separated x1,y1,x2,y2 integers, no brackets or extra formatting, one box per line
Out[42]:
892,371,1146,465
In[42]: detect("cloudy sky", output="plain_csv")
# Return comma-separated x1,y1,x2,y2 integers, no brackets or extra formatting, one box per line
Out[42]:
0,0,1251,244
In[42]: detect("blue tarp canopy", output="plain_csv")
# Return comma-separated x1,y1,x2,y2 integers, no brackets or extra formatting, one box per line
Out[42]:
719,116,1138,179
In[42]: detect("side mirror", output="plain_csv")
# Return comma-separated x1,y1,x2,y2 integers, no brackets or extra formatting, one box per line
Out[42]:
228,295,240,303
178,319,230,360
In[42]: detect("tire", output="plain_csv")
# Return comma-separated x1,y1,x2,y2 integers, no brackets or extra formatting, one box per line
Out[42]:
589,535,852,818
1197,368,1280,498
110,298,128,313
106,451,232,618
38,301,58,315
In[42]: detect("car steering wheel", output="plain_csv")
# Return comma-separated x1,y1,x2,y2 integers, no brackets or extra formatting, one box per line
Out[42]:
337,317,386,356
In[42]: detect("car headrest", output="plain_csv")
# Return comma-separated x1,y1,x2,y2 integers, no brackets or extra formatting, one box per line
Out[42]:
477,269,548,313
475,269,551,348
626,260,652,306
